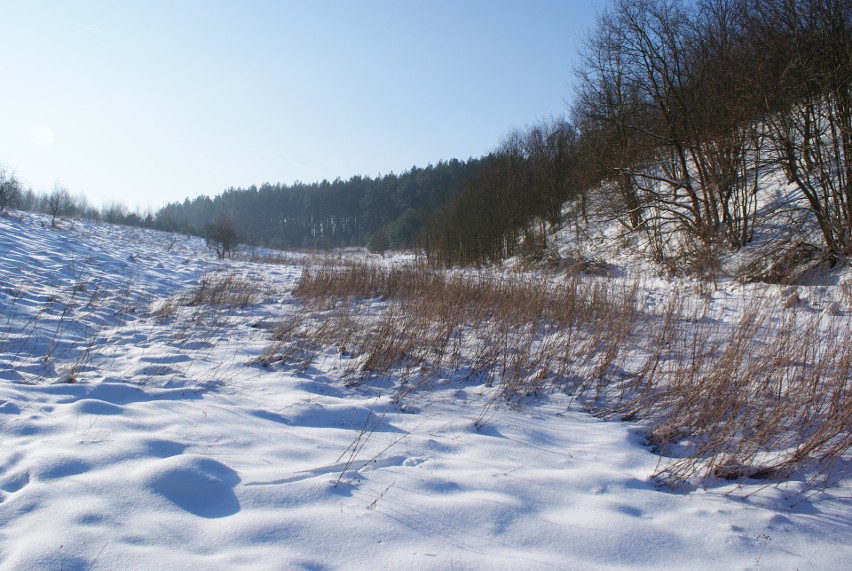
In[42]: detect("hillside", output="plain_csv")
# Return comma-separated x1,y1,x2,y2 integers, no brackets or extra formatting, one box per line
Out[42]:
0,211,849,569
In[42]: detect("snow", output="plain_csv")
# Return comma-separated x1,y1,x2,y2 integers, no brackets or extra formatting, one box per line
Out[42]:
0,211,849,569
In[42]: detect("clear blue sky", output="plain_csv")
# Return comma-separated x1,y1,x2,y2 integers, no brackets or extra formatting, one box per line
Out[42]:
0,0,603,210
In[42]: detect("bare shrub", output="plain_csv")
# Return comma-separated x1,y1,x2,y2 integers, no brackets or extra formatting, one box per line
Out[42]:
742,241,827,285
205,214,240,260
47,186,72,227
841,279,852,307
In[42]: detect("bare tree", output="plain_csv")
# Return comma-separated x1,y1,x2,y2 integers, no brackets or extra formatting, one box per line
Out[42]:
205,214,240,259
747,0,852,261
47,185,71,226
574,10,649,232
0,168,21,215
574,0,770,269
102,202,127,227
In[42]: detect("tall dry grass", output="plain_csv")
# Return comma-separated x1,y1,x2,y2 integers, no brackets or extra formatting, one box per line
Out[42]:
269,261,638,404
268,261,851,490
618,296,851,487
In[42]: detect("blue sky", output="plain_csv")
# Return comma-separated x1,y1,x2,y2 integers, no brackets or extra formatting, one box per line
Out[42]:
0,0,602,209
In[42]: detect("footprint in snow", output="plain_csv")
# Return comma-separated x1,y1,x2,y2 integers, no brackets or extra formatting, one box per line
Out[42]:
33,457,91,481
0,470,31,494
143,455,241,518
0,401,21,415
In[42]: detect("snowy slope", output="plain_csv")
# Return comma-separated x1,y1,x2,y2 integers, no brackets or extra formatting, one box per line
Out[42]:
0,212,849,570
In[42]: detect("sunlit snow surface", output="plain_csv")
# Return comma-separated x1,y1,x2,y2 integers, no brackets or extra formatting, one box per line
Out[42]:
0,212,849,569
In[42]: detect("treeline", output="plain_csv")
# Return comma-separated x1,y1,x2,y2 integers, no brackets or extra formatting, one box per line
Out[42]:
145,120,583,266
422,120,582,265
0,173,156,228
426,0,850,268
155,159,483,251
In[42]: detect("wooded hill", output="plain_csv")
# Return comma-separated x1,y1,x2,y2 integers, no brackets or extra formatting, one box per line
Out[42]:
154,0,850,273
8,0,850,275
154,158,481,252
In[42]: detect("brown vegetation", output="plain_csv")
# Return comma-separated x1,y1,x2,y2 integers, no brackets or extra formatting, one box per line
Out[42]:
264,261,851,490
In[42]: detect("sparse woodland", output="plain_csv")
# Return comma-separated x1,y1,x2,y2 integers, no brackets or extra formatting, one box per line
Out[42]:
427,0,851,271
570,0,852,274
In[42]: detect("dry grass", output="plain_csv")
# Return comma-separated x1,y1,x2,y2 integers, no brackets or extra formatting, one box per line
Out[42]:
151,272,263,320
280,261,638,402
269,260,851,491
186,273,263,308
147,272,269,357
617,299,851,488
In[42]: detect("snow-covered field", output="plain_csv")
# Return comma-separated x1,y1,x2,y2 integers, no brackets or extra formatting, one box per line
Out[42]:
0,211,849,569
